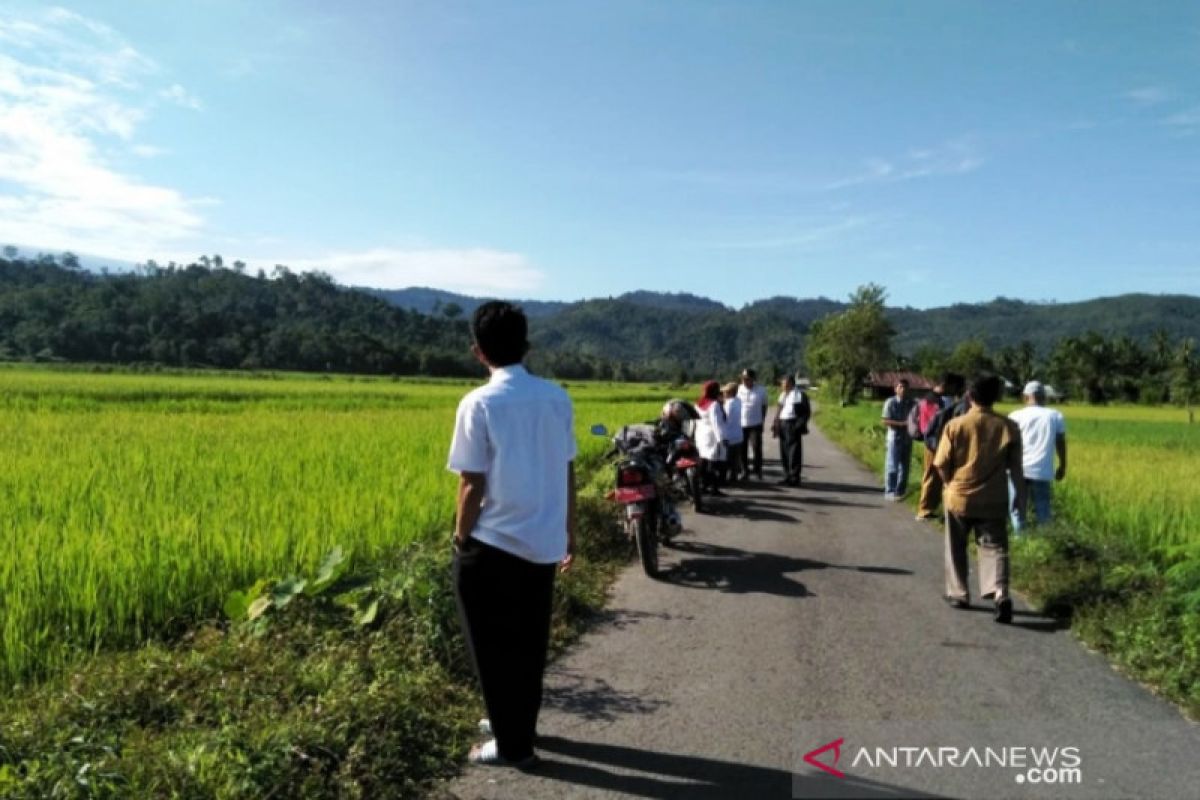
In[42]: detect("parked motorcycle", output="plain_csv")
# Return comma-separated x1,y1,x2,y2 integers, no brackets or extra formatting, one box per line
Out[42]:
658,399,705,512
591,422,689,577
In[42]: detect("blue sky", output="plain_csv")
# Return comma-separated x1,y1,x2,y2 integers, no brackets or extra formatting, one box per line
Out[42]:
1,1,1197,308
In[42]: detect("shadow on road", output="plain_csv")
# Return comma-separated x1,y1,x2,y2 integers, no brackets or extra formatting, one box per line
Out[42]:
801,479,884,496
794,495,877,509
542,669,670,723
590,608,696,628
960,605,1070,634
717,498,800,522
659,541,913,597
532,736,936,799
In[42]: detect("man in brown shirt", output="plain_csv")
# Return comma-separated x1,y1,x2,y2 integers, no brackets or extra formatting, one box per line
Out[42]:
933,374,1026,623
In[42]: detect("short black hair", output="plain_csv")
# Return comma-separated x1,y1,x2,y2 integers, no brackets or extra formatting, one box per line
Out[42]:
471,301,529,367
967,373,1002,407
741,368,756,379
942,372,966,396
896,378,910,388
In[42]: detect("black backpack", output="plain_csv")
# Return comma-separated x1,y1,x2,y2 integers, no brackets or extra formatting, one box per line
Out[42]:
923,399,968,453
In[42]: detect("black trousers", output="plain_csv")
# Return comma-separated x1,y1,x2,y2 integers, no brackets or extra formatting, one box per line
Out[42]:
453,537,557,760
742,424,764,477
701,457,726,490
780,420,803,483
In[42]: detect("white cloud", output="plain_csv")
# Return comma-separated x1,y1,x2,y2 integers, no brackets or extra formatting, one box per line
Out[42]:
0,7,155,86
1123,86,1171,106
703,216,868,250
0,8,207,260
281,248,547,294
826,139,983,190
1162,106,1200,135
130,144,168,158
160,83,203,110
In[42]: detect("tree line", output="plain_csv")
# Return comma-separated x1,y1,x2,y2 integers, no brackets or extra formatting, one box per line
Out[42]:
807,283,1199,413
0,252,1196,408
0,251,481,377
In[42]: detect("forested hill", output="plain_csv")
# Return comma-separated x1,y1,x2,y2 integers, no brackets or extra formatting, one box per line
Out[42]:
2,253,1199,383
0,255,480,375
369,287,727,318
365,286,570,319
382,288,1200,373
887,295,1200,355
378,287,1200,357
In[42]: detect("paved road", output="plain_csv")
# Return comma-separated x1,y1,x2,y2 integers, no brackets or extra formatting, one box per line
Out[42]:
440,426,1198,800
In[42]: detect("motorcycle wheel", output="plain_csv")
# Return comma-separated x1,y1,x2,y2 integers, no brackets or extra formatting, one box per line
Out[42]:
633,515,658,578
687,466,704,512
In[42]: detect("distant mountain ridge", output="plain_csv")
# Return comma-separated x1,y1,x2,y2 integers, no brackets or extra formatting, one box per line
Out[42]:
370,287,727,318
374,287,1200,357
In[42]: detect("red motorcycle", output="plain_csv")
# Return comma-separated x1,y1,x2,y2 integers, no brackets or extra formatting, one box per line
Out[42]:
592,423,684,578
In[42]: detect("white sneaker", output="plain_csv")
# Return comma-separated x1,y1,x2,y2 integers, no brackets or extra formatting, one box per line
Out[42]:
883,493,896,501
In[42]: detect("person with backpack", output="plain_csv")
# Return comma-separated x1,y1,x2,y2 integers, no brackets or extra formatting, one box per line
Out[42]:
880,379,916,500
772,374,811,487
914,373,964,520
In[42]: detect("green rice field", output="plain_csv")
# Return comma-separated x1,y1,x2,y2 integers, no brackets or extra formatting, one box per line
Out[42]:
0,366,667,688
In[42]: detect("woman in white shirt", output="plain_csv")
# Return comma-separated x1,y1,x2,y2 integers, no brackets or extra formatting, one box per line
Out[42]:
696,380,729,497
722,382,744,485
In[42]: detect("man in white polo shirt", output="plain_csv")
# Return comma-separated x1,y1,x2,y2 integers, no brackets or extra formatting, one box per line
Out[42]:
736,368,769,480
448,301,576,769
1008,380,1067,531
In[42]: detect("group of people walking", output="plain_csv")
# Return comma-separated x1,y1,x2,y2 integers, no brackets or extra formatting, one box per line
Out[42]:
879,373,1068,623
446,300,1068,769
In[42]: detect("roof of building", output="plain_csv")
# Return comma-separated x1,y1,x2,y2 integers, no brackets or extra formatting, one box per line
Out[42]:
863,371,936,390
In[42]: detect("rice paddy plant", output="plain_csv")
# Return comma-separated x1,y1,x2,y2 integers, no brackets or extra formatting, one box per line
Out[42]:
0,367,668,688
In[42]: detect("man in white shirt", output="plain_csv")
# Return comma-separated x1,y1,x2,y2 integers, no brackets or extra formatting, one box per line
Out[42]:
736,369,769,480
1008,381,1067,531
772,374,811,486
447,301,576,769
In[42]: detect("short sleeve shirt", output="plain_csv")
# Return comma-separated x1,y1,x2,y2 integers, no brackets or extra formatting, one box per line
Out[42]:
1009,405,1066,481
737,384,768,426
882,396,915,440
934,407,1024,518
447,365,577,563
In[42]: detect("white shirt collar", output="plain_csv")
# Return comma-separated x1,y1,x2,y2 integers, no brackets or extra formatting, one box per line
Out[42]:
488,364,528,383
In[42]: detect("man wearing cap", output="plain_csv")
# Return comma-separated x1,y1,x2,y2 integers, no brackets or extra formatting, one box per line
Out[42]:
736,369,769,480
1008,381,1067,531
